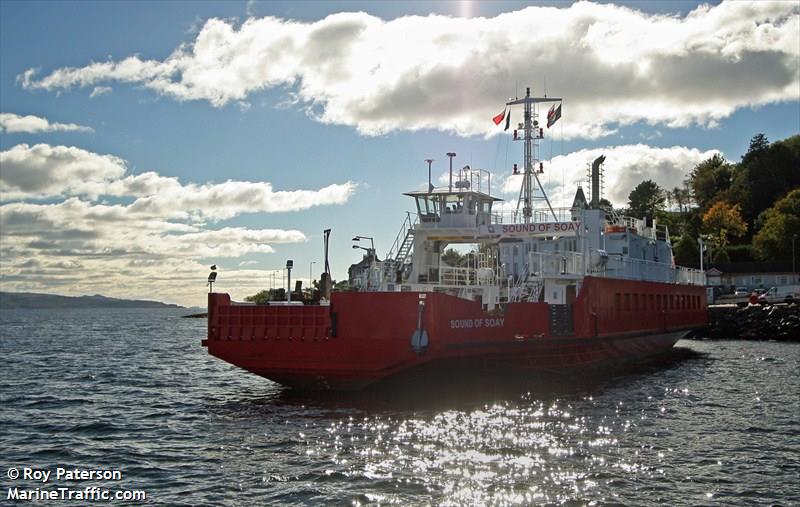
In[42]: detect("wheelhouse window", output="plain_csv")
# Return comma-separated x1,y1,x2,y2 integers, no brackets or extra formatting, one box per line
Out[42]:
416,195,441,222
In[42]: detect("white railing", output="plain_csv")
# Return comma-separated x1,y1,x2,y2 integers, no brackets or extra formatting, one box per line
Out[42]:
491,207,574,225
676,266,706,285
606,213,670,242
439,266,474,286
604,255,673,282
526,250,705,286
528,251,584,277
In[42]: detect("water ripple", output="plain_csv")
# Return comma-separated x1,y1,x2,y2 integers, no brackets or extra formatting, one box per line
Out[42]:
1,308,798,505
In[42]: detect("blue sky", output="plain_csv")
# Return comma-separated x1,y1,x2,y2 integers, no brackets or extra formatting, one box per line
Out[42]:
1,0,798,306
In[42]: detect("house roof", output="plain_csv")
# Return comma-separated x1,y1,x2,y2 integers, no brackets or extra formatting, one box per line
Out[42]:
708,261,796,274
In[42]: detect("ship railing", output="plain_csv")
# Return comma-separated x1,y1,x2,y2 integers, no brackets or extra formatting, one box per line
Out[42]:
509,261,543,302
383,212,418,282
606,215,671,242
386,212,417,261
527,251,584,277
525,251,705,286
491,207,574,225
603,255,704,285
455,167,494,195
603,255,673,282
675,266,706,285
439,266,475,286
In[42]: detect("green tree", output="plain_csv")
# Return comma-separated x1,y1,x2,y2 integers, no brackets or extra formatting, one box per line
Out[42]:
441,248,465,267
688,153,732,210
753,188,800,261
712,247,730,264
730,134,800,228
673,234,699,268
669,185,693,214
702,201,747,254
627,180,665,218
332,279,350,291
245,289,279,305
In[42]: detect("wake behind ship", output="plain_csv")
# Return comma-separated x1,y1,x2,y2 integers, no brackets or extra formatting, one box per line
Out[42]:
202,88,708,390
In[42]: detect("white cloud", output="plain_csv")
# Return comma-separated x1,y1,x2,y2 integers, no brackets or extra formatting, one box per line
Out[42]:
496,144,719,209
126,179,355,221
0,144,126,199
0,144,356,306
0,144,357,220
89,86,112,98
0,113,93,134
18,2,800,139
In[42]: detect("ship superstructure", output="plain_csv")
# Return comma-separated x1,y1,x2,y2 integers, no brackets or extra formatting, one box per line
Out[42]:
353,88,703,309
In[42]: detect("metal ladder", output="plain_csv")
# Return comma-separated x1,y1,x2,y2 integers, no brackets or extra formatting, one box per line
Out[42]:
383,212,417,282
509,262,543,302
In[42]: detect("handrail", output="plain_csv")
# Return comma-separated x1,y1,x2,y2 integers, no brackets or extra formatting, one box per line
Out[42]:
385,212,417,261
526,250,706,285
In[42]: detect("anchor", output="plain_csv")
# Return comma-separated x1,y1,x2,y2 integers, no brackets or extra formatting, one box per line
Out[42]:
411,295,429,353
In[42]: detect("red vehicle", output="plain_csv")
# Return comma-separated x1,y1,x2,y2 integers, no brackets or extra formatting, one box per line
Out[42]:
203,88,708,390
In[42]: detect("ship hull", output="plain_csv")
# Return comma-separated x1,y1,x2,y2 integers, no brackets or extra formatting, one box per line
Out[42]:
203,277,707,390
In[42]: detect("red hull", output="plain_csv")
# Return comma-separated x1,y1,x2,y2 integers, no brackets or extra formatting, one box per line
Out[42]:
203,277,708,390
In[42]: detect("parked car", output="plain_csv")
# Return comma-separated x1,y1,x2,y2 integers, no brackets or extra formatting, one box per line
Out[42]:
753,288,767,295
734,287,749,296
757,286,800,304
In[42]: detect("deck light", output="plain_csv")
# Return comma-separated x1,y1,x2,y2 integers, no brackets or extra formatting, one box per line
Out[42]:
286,260,293,302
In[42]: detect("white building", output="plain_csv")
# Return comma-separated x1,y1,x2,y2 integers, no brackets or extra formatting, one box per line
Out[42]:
706,262,800,292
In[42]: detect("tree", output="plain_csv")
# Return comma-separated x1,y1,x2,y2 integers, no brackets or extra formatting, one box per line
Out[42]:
627,180,665,218
669,185,692,214
332,279,350,291
730,133,800,228
688,153,732,210
702,201,747,254
673,234,699,268
753,188,800,261
713,247,730,264
441,248,465,267
245,289,280,304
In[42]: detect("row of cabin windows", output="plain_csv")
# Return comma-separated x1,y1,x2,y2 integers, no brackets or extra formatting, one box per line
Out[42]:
613,292,701,312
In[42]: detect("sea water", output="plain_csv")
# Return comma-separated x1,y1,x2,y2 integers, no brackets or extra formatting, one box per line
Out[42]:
1,308,798,505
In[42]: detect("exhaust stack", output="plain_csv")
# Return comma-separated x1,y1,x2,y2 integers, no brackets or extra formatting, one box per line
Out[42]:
591,154,605,208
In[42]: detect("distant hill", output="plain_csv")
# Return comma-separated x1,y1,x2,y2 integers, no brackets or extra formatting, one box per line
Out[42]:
0,292,183,309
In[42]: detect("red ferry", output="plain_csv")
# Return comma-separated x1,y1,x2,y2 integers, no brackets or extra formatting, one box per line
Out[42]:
203,88,708,390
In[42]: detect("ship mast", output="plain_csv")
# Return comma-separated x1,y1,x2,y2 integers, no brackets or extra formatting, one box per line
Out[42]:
507,88,561,223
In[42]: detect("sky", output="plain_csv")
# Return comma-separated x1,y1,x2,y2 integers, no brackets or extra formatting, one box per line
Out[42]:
1,0,798,307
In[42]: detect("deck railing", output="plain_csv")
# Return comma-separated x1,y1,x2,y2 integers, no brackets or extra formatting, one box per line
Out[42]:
526,251,706,285
491,207,574,225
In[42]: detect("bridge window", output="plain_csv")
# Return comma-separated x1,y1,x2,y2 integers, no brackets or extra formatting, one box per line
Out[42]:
416,195,440,222
443,194,465,214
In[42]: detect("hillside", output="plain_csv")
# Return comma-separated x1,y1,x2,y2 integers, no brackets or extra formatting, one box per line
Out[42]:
0,292,183,309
